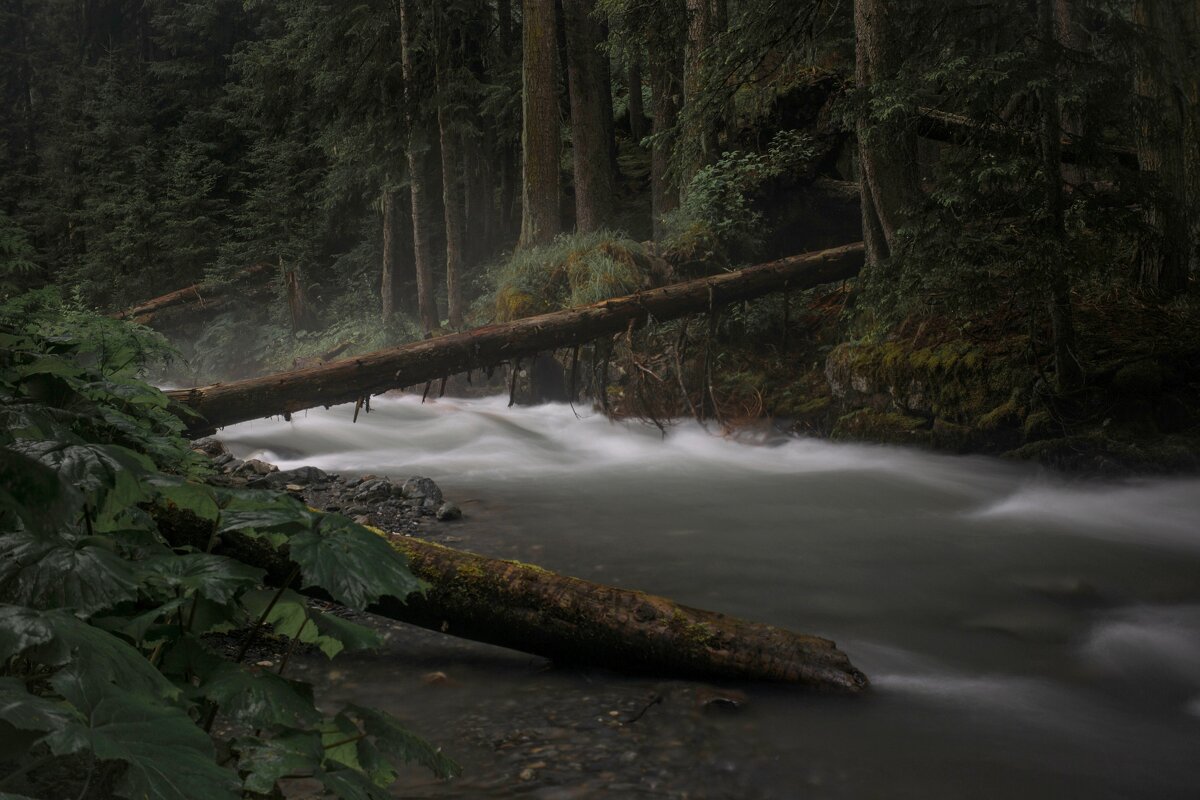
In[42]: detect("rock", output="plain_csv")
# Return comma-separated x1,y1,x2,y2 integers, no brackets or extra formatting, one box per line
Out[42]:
345,506,369,516
192,437,227,457
402,476,444,506
353,515,372,525
436,502,462,521
212,453,234,467
260,465,328,487
344,476,364,488
353,478,393,503
422,671,451,685
222,458,244,474
236,458,277,476
694,686,747,712
519,768,536,782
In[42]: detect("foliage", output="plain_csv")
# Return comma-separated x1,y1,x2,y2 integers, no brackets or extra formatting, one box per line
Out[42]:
0,307,457,798
487,231,660,321
662,130,815,265
0,213,39,297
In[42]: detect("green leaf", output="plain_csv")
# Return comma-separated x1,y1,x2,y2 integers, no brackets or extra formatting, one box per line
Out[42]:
0,532,141,615
311,611,383,654
346,704,459,779
151,476,219,522
8,440,153,523
234,730,324,795
315,766,394,800
241,589,343,659
217,489,317,537
0,677,81,736
200,662,320,729
288,515,423,610
44,687,240,800
141,553,264,604
0,446,81,534
0,607,178,704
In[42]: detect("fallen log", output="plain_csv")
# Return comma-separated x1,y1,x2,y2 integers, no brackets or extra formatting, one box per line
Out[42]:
114,262,275,325
160,507,868,691
167,242,865,434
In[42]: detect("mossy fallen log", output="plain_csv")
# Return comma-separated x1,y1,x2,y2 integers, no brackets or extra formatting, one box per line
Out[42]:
160,507,868,692
167,243,865,434
114,262,275,326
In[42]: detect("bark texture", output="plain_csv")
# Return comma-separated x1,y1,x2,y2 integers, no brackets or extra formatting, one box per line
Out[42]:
167,243,865,433
649,47,682,238
853,0,919,271
1133,0,1197,298
381,190,399,319
563,0,618,232
520,0,563,247
400,0,440,331
159,508,867,690
437,33,467,328
682,0,718,189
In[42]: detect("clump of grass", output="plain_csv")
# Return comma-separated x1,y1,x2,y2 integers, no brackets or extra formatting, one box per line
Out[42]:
489,230,665,322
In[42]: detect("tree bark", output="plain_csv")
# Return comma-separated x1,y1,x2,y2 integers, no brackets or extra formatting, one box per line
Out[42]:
381,189,399,320
649,47,682,238
1132,0,1195,299
436,28,467,329
853,0,919,272
1039,0,1083,393
159,508,867,690
167,243,864,433
682,0,718,190
562,0,618,232
400,0,440,331
520,0,563,247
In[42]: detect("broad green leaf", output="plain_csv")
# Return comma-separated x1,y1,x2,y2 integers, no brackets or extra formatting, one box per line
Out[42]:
289,515,424,610
0,677,81,736
316,767,394,800
44,687,240,800
234,730,324,795
217,489,318,536
0,532,140,615
92,598,185,646
241,589,343,659
346,704,459,779
8,440,153,522
0,446,81,534
0,608,178,704
150,476,219,521
141,552,263,604
311,611,383,654
200,662,319,729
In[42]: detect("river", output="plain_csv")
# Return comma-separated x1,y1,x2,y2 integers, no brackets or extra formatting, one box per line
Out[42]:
219,394,1200,799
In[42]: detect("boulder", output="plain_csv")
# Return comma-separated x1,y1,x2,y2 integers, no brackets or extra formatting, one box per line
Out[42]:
435,502,462,521
402,476,443,508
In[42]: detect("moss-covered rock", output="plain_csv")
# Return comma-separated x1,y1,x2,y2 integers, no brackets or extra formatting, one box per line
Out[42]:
831,409,931,446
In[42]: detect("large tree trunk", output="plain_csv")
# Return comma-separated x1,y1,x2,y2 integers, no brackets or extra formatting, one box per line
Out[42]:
1039,0,1083,393
520,0,563,247
381,189,399,320
649,47,682,238
161,509,867,690
1133,0,1195,299
682,0,718,190
853,0,919,272
400,0,440,332
167,242,864,433
562,0,618,232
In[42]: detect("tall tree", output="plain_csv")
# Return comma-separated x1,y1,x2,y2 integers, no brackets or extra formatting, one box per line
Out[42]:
853,0,919,272
1132,0,1196,299
1038,0,1084,392
682,0,717,189
562,0,618,232
436,9,467,328
520,0,563,247
399,0,440,331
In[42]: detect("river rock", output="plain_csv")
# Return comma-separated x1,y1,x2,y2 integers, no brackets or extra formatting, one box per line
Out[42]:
353,478,393,503
402,476,443,507
236,458,277,476
436,502,462,521
258,465,328,488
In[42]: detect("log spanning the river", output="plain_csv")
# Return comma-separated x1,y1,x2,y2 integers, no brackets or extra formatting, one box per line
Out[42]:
167,242,865,434
160,506,867,691
114,262,275,325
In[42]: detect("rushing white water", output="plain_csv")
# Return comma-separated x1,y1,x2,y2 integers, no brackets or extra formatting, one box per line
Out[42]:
221,395,1200,799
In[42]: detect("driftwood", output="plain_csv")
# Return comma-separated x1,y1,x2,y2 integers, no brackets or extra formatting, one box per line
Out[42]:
160,507,867,691
167,242,865,434
114,263,275,326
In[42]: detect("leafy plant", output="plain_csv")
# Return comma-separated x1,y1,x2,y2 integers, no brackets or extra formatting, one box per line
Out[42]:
0,305,457,798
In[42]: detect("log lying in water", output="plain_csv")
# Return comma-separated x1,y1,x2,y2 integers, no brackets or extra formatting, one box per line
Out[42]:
161,507,867,691
114,262,275,325
167,242,865,434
